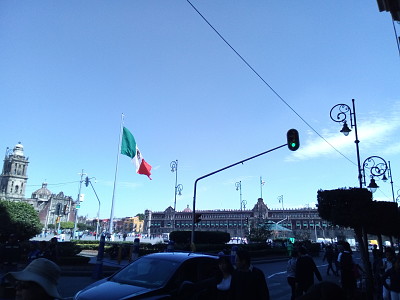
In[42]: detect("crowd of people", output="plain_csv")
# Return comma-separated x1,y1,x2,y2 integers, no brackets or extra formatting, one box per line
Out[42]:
284,241,400,300
3,233,400,300
211,248,270,300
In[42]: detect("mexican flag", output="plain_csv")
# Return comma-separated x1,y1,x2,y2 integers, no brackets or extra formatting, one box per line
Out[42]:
120,127,152,179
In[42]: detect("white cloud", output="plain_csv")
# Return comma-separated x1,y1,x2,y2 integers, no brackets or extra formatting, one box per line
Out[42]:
286,101,400,161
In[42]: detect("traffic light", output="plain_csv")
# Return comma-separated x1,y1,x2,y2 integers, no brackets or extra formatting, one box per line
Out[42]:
194,213,202,224
245,217,249,225
85,176,89,187
55,203,61,215
63,204,68,215
287,129,300,151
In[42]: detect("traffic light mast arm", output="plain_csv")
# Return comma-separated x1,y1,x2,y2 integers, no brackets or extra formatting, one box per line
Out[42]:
191,143,287,245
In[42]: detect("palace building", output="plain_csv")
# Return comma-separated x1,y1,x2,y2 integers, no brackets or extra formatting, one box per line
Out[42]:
144,198,354,241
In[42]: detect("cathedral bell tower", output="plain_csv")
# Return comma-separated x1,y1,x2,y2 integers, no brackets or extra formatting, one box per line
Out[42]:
0,143,29,200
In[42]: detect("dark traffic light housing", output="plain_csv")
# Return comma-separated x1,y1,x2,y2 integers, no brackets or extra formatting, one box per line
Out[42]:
194,213,202,224
63,204,68,215
287,129,300,151
55,203,61,216
85,176,90,187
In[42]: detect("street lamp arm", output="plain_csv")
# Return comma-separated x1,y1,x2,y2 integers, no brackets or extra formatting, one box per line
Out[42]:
329,103,352,125
362,156,388,185
89,181,101,208
191,143,287,244
88,180,101,237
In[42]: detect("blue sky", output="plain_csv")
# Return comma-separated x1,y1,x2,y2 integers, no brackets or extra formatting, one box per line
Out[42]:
1,1,399,220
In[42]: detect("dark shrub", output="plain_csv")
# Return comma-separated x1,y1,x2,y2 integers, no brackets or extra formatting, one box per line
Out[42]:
169,231,230,244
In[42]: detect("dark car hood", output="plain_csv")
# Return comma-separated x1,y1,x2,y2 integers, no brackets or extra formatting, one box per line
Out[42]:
75,280,155,300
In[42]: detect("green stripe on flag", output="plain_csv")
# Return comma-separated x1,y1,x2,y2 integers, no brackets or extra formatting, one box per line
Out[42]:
121,127,137,158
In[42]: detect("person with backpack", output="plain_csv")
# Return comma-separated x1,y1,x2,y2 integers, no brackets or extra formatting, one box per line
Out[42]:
337,242,356,299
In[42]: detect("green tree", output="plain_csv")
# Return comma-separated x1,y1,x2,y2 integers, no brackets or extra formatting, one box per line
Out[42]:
77,223,88,231
85,224,95,232
136,213,145,221
60,221,74,229
0,200,42,242
248,220,272,242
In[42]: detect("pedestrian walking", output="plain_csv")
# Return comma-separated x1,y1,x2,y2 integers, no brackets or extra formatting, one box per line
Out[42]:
323,244,338,276
382,247,396,300
230,248,270,300
337,242,356,299
215,252,234,300
286,249,298,300
382,256,400,300
333,244,340,276
295,246,322,297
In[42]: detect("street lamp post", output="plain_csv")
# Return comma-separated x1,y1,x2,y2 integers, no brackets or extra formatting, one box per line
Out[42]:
85,176,101,239
361,156,396,202
278,195,284,220
330,99,375,298
330,99,363,188
73,170,86,239
235,181,243,237
260,177,265,198
383,161,396,203
241,199,247,237
170,160,183,230
361,156,388,193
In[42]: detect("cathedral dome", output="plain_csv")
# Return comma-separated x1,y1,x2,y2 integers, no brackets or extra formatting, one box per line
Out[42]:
13,142,24,157
32,182,52,200
183,205,192,212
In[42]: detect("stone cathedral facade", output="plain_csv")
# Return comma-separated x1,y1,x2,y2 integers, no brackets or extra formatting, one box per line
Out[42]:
0,143,29,200
0,143,76,228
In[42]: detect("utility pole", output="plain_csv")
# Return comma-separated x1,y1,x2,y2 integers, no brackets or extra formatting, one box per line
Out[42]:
72,170,85,239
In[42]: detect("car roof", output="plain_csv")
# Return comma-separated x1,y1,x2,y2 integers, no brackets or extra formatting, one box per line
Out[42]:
142,252,218,262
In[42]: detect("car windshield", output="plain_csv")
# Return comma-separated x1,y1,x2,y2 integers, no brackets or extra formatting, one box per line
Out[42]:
110,256,180,288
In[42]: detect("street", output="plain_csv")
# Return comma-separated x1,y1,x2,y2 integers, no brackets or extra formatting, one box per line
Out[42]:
57,252,364,299
257,255,351,300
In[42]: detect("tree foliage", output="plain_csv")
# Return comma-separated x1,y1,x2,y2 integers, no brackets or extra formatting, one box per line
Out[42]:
317,188,372,228
136,213,145,221
0,200,42,242
248,221,272,243
317,188,400,236
60,221,75,229
169,230,230,244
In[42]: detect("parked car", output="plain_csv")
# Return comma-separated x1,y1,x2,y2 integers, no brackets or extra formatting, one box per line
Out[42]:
74,252,219,300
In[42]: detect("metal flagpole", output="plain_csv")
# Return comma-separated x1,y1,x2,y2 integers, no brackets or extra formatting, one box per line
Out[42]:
109,113,125,235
